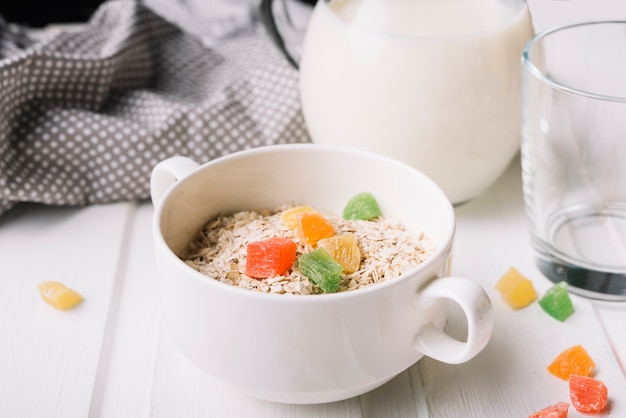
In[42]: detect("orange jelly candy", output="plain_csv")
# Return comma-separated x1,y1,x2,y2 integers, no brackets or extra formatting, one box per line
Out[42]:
569,374,608,413
298,212,335,246
528,401,569,418
547,345,595,381
245,237,297,279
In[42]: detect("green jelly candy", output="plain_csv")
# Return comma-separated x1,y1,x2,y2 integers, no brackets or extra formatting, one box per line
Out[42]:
538,281,574,321
298,248,343,293
343,192,381,220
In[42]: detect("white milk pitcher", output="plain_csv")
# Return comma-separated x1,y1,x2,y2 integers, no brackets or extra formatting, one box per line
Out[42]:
261,0,534,204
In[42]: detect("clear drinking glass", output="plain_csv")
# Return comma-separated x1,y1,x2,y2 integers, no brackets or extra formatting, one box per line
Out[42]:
521,21,626,300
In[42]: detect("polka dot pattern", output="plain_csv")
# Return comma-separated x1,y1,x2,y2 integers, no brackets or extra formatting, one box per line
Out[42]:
0,0,310,216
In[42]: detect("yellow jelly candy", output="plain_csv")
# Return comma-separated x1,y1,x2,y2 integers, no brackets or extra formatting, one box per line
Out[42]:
317,233,361,274
495,267,537,309
280,206,317,229
547,345,595,381
38,281,83,310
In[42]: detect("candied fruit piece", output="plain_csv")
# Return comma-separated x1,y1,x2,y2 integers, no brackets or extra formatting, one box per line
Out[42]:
298,212,335,246
318,233,361,274
528,401,569,418
343,192,381,220
38,281,83,310
280,206,317,229
245,237,297,279
569,374,608,413
495,267,537,309
298,247,343,293
539,281,574,321
547,345,595,381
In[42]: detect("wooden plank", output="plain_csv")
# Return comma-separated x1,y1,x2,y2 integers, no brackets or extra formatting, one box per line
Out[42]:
413,159,626,417
0,202,133,418
360,370,426,418
101,203,361,417
415,297,626,417
148,321,362,417
88,202,160,418
593,301,626,376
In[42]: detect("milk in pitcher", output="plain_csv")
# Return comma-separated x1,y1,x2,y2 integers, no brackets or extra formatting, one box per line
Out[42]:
299,0,534,204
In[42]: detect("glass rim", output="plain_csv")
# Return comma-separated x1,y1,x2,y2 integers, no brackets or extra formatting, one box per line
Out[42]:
522,20,626,103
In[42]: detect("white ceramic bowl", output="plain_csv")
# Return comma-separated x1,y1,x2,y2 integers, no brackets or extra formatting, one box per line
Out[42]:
150,144,493,404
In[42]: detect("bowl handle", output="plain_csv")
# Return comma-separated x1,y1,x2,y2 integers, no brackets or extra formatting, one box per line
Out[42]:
414,277,494,364
150,156,199,207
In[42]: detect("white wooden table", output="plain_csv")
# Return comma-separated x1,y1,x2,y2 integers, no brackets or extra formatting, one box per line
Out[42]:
1,156,625,418
2,1,626,417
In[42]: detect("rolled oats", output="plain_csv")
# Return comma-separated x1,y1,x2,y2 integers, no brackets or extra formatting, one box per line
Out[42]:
181,205,435,295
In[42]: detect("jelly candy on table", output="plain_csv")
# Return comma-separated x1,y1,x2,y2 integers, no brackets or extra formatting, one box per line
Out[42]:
38,281,83,310
495,267,537,308
245,237,297,279
298,212,335,246
569,374,608,413
538,281,574,321
280,205,317,229
298,247,343,293
527,401,570,418
547,344,595,381
342,192,381,221
317,233,361,274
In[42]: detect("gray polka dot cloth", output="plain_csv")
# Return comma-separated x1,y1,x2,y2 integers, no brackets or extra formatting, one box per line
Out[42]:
0,0,310,216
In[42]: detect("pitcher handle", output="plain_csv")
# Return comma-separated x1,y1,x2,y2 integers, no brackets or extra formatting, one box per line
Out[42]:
260,0,299,69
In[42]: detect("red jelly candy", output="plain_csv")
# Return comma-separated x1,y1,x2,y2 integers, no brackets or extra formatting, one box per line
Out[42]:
528,402,569,418
244,237,297,279
569,374,608,413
